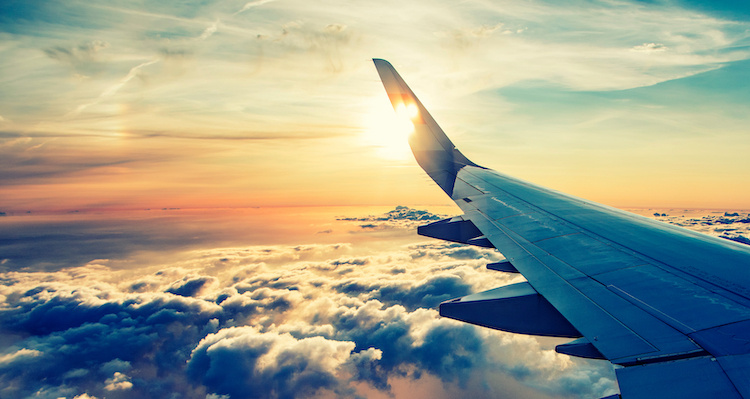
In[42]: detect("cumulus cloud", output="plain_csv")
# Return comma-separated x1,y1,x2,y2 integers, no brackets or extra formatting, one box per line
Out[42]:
338,206,443,223
338,206,445,230
187,327,358,398
651,210,750,245
104,372,133,391
0,209,616,399
167,275,219,297
16,208,749,399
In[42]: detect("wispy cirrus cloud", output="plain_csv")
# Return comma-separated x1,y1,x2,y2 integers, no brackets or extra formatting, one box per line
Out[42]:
234,0,277,15
198,19,220,41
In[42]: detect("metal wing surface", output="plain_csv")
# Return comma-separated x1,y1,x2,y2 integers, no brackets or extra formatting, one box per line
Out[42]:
373,58,750,399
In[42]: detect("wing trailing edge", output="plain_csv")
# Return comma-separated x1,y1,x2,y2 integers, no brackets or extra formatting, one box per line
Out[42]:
417,216,494,248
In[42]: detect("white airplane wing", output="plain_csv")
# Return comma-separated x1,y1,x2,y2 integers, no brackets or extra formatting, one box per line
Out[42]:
373,58,750,399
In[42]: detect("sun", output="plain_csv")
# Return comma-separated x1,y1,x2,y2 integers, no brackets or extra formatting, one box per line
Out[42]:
361,97,415,160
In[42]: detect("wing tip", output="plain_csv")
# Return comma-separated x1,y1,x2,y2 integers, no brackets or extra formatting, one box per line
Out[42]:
372,58,394,74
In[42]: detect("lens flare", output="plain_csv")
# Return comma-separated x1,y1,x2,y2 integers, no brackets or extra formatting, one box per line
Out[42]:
362,98,413,160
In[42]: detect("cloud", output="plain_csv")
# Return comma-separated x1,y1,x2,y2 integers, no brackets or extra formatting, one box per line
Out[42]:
68,58,159,116
0,209,616,398
104,371,133,391
235,0,277,15
253,21,356,73
650,210,750,243
187,327,358,398
721,234,750,245
198,19,220,41
44,40,110,76
338,206,446,230
334,274,473,311
0,148,137,185
338,206,444,223
631,42,668,52
2,0,748,216
0,348,43,365
166,276,219,297
13,207,749,399
437,23,507,50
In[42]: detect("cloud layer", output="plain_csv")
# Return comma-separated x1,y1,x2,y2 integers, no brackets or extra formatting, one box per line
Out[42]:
0,207,618,399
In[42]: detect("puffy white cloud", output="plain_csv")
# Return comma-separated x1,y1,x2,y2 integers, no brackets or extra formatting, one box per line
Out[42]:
0,207,618,398
104,372,133,391
188,327,358,398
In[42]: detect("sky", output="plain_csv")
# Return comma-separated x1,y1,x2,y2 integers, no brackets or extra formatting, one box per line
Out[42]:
1,0,750,211
1,0,750,398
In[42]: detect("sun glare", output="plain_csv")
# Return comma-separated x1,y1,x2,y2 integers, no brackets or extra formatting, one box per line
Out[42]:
362,98,414,160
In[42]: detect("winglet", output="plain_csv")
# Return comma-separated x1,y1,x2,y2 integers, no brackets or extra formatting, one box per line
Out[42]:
372,59,480,197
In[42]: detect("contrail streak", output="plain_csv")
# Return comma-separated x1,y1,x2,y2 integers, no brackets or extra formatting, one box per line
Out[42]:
68,59,159,117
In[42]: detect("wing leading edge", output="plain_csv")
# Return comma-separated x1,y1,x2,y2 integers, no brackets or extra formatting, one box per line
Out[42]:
372,59,750,399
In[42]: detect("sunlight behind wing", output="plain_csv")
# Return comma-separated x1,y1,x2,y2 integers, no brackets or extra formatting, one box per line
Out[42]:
362,97,413,160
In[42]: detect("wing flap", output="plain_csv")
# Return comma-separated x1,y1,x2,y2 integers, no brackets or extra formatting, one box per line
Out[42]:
615,356,742,398
417,216,493,247
717,353,750,397
555,338,606,360
487,260,519,273
439,282,581,337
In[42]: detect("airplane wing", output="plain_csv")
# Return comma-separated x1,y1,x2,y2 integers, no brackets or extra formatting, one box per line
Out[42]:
373,58,750,399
